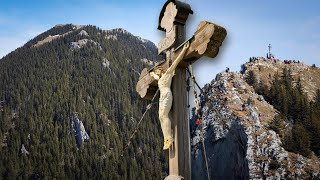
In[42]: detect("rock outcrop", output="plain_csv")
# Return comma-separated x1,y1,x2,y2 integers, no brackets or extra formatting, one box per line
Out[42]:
70,39,102,50
78,30,89,36
20,144,29,155
71,116,90,147
191,72,320,179
104,28,156,51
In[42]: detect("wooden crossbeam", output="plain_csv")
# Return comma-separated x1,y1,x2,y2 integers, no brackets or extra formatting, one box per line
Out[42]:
135,1,227,179
136,21,226,100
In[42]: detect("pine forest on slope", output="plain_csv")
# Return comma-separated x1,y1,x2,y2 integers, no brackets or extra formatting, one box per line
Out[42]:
0,24,319,179
0,24,168,179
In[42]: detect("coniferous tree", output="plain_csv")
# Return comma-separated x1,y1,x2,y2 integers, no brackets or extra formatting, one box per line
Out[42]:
291,124,311,157
251,66,319,157
0,25,167,179
245,70,257,87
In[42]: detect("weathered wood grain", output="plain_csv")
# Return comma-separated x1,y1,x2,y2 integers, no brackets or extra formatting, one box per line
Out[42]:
136,21,227,100
135,68,157,100
160,2,178,32
173,21,227,64
167,23,190,180
158,25,177,54
136,1,226,179
158,0,193,32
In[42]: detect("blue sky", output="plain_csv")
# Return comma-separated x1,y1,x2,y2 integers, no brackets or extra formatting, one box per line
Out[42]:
0,0,320,86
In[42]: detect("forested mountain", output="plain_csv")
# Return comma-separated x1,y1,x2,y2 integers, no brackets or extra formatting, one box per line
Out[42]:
0,24,167,179
1,24,320,180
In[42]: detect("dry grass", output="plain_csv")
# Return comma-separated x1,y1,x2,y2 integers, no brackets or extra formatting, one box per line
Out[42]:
33,35,60,47
33,31,73,47
223,72,277,124
246,59,320,101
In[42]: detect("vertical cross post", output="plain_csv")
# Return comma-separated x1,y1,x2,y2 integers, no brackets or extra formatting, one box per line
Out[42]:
268,44,272,59
168,24,191,180
135,1,227,179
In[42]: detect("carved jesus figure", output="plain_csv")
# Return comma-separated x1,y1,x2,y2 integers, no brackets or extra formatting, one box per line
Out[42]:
150,42,190,149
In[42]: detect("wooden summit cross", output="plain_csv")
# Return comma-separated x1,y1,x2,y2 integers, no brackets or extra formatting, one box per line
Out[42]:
136,1,227,179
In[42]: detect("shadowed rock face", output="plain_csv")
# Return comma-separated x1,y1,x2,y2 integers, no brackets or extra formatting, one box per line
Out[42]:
191,90,249,180
206,121,249,180
191,72,320,179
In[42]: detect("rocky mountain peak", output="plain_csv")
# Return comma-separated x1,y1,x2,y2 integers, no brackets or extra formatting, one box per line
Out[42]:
104,28,155,49
53,23,83,30
191,71,320,179
107,28,130,35
243,57,320,100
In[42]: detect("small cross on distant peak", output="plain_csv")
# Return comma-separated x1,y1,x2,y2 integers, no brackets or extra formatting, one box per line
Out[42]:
267,44,274,59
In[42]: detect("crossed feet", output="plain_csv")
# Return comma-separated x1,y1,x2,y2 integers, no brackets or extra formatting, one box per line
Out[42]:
163,136,174,150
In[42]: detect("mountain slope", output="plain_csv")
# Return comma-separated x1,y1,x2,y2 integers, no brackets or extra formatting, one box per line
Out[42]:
2,23,320,180
0,24,167,179
191,71,320,179
243,57,320,100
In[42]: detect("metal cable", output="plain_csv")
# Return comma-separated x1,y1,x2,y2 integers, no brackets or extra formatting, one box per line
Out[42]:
121,89,160,157
188,64,211,180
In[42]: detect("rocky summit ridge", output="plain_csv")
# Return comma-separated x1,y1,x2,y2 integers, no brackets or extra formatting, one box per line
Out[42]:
243,57,320,100
191,69,320,179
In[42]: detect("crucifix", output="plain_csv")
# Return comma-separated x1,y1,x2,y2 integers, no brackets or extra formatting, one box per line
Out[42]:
136,1,227,179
